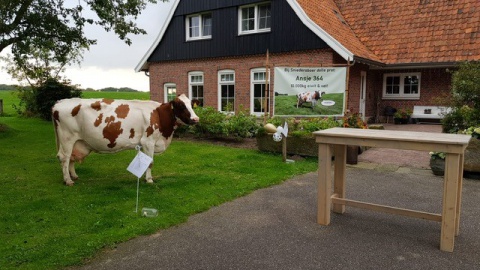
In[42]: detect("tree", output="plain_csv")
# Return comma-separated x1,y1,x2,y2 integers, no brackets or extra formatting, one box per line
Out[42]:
442,61,480,133
0,0,160,66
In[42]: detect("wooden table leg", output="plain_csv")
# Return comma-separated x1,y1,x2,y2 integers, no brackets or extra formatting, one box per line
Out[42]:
333,145,346,214
440,153,460,252
455,154,464,236
317,143,332,225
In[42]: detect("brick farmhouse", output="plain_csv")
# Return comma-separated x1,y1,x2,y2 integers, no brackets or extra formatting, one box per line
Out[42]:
136,0,480,121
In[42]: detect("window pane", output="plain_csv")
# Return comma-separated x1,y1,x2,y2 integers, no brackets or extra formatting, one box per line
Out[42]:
202,14,212,36
191,75,203,83
404,75,419,94
386,76,400,95
254,72,265,81
254,84,268,112
166,87,176,102
189,16,200,37
254,84,264,97
221,74,234,82
258,4,271,29
242,7,255,31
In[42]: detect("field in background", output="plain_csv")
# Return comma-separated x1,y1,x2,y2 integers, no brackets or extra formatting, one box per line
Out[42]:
274,93,344,116
0,90,149,116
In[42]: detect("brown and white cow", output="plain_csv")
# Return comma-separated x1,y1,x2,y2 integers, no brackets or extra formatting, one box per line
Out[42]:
52,94,199,186
296,91,325,109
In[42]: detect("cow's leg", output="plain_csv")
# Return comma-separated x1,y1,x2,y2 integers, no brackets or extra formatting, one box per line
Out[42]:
141,141,156,184
69,162,79,180
57,143,75,186
68,140,91,181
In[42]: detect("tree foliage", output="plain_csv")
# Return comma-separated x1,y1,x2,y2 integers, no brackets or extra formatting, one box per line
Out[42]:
14,78,82,120
442,61,480,133
0,0,160,75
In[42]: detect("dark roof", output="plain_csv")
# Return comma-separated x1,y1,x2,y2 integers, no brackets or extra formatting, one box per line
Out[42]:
136,0,480,71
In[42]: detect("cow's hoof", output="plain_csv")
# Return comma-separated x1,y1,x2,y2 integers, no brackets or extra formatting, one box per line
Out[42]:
70,175,79,180
65,180,75,186
146,179,154,184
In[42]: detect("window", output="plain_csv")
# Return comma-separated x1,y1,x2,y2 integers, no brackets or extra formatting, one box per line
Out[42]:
251,68,270,115
239,2,271,34
383,73,421,99
218,70,235,113
186,13,212,40
189,72,204,107
164,83,177,102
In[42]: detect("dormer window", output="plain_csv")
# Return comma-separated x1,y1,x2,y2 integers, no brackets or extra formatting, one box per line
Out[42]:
186,13,212,41
238,2,271,35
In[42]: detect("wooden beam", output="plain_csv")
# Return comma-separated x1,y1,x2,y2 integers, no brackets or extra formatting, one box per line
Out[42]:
331,195,442,222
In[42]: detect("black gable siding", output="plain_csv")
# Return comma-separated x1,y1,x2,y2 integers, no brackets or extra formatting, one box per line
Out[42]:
148,0,329,62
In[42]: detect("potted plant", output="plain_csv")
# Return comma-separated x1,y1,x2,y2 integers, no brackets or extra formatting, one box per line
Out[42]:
341,111,368,164
429,126,480,176
393,108,412,124
429,151,446,176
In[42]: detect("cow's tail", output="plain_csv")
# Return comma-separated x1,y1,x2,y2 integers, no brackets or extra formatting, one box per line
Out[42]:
52,109,60,153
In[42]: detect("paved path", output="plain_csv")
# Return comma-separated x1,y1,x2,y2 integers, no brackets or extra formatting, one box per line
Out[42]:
76,168,480,270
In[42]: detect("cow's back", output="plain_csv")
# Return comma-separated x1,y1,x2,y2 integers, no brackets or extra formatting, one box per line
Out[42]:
52,98,162,152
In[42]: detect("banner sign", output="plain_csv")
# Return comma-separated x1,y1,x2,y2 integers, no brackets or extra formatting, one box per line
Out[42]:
273,67,346,116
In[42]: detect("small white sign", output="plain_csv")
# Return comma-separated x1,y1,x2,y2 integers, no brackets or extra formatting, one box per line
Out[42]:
127,151,153,178
282,122,289,137
321,100,336,106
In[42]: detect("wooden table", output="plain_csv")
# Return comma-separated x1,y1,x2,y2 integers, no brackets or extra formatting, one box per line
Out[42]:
313,127,471,252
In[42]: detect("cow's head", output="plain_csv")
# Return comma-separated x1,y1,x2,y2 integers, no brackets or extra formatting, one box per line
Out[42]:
171,94,200,125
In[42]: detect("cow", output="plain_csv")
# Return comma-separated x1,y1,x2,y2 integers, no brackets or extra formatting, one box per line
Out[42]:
52,94,199,186
296,91,325,109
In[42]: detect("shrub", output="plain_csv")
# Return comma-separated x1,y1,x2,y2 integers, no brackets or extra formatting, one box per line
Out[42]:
442,61,480,133
13,86,37,117
14,78,81,120
191,106,226,137
223,108,259,139
185,106,260,140
35,78,81,120
266,117,340,137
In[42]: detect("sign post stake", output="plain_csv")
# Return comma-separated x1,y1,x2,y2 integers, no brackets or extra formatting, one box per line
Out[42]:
264,49,270,125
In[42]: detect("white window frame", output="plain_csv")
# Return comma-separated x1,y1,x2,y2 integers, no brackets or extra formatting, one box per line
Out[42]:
186,13,212,41
164,83,177,102
382,73,421,100
238,2,271,35
189,71,204,106
250,68,270,116
218,70,235,113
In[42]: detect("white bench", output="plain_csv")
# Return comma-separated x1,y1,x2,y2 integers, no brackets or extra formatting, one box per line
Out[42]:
411,106,451,123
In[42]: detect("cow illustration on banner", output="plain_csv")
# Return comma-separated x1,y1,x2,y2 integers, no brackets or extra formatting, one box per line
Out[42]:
273,67,346,116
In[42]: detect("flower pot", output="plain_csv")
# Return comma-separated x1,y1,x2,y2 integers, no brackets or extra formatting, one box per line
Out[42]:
430,158,445,176
394,117,410,124
347,145,359,165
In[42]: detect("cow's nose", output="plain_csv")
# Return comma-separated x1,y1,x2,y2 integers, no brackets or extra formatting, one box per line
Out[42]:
191,116,199,124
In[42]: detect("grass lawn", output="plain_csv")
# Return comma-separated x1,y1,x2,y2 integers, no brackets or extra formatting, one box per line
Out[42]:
0,91,317,269
274,93,344,116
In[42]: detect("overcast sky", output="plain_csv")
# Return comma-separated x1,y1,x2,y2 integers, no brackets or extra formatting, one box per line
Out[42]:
0,1,175,92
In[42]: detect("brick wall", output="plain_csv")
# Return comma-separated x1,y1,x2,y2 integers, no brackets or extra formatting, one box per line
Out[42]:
372,68,452,119
148,49,343,113
147,50,452,120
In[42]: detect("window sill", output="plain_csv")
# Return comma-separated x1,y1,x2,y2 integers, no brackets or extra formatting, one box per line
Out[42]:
186,36,212,42
238,29,271,36
382,96,420,100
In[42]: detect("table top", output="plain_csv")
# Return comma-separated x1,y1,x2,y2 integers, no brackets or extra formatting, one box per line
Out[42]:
313,127,471,146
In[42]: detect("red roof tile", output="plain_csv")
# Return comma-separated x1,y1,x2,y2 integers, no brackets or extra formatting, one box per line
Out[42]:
296,0,480,65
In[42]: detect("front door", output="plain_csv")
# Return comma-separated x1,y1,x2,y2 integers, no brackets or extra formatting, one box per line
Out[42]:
359,71,367,120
